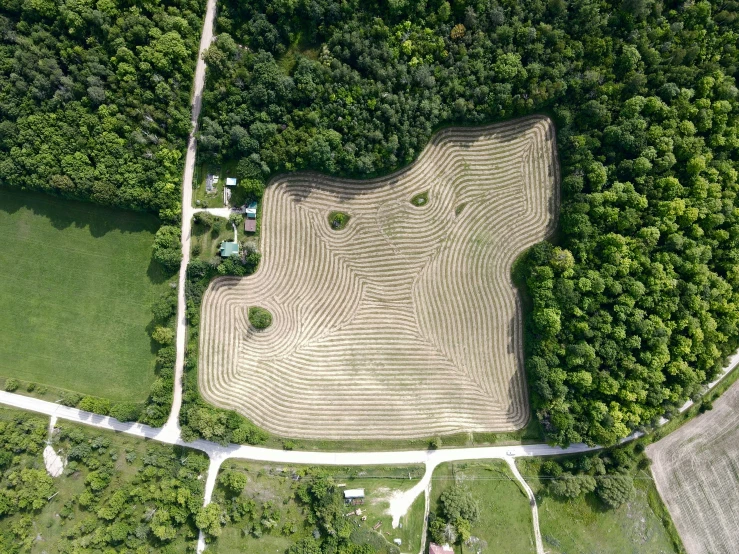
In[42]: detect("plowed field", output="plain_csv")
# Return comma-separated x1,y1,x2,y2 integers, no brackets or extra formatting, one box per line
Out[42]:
647,380,739,554
199,115,559,439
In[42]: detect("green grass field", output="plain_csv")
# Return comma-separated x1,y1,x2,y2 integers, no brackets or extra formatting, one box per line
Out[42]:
517,458,679,554
429,460,535,554
0,188,170,401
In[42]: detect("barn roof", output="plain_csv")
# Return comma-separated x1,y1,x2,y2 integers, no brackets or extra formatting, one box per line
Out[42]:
429,544,454,554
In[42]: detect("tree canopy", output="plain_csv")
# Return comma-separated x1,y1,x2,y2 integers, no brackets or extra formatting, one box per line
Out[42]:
0,0,204,221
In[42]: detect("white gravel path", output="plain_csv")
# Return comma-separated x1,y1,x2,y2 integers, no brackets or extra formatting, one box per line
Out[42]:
43,415,64,477
162,0,218,440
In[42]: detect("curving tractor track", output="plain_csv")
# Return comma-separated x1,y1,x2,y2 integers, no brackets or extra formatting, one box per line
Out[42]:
199,115,560,440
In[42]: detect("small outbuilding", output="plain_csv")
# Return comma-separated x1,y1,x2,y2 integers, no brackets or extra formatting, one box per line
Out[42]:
219,241,239,258
205,174,216,194
225,177,238,187
244,201,258,233
245,201,258,216
429,544,454,554
343,489,365,505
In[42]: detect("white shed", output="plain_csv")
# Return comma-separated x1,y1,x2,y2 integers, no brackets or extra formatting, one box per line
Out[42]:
343,488,365,500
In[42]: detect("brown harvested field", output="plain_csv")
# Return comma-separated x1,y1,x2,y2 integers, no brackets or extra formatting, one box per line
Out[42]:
646,380,739,554
199,115,559,439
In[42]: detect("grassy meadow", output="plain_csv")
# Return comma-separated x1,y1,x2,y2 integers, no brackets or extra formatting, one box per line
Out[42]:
429,460,535,554
0,188,170,401
517,458,679,554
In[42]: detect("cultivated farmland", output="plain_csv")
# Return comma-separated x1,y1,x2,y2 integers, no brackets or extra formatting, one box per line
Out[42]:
199,115,559,439
0,188,168,401
647,380,739,554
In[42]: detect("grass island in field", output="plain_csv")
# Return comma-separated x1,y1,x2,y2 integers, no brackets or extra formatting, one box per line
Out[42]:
410,191,429,206
517,457,679,554
248,306,272,330
328,210,350,230
209,461,424,554
429,460,535,554
0,188,169,401
199,116,559,440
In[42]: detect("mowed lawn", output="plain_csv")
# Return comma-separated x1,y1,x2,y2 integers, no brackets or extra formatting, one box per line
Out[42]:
0,188,170,401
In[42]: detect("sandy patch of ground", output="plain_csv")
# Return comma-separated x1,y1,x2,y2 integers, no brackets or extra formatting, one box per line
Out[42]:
43,415,65,477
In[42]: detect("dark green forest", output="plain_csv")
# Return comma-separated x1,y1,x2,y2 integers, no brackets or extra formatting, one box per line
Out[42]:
198,0,739,446
0,0,204,221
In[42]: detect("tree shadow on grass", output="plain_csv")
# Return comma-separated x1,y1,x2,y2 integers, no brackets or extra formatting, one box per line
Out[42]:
583,491,609,514
0,186,159,238
147,256,172,285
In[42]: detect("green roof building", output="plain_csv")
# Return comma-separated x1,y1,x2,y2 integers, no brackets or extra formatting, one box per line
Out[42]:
219,241,239,258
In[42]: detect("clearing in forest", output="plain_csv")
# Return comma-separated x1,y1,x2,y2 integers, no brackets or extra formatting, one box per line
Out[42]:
199,115,559,439
647,380,739,554
0,188,168,401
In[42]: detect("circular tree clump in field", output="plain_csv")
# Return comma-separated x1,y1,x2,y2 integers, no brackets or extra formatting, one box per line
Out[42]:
411,191,429,206
328,211,350,230
248,306,272,330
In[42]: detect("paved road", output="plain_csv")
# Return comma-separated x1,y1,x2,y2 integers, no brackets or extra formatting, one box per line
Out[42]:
162,0,218,440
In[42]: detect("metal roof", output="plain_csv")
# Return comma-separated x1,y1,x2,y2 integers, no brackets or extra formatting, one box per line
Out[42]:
343,488,365,498
219,241,239,257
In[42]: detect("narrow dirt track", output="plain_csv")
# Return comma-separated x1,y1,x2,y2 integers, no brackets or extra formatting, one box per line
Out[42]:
162,0,218,439
199,116,560,440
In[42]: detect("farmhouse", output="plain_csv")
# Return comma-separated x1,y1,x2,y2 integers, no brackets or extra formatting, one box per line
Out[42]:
343,488,364,505
218,241,239,258
244,201,257,233
429,543,454,554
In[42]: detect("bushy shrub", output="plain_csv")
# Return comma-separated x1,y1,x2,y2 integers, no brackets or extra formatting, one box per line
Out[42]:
110,403,142,422
79,396,112,415
549,473,596,499
596,474,635,509
152,326,176,345
328,211,350,230
219,470,247,496
60,391,82,407
540,460,563,478
4,378,19,392
248,306,272,330
153,226,182,271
